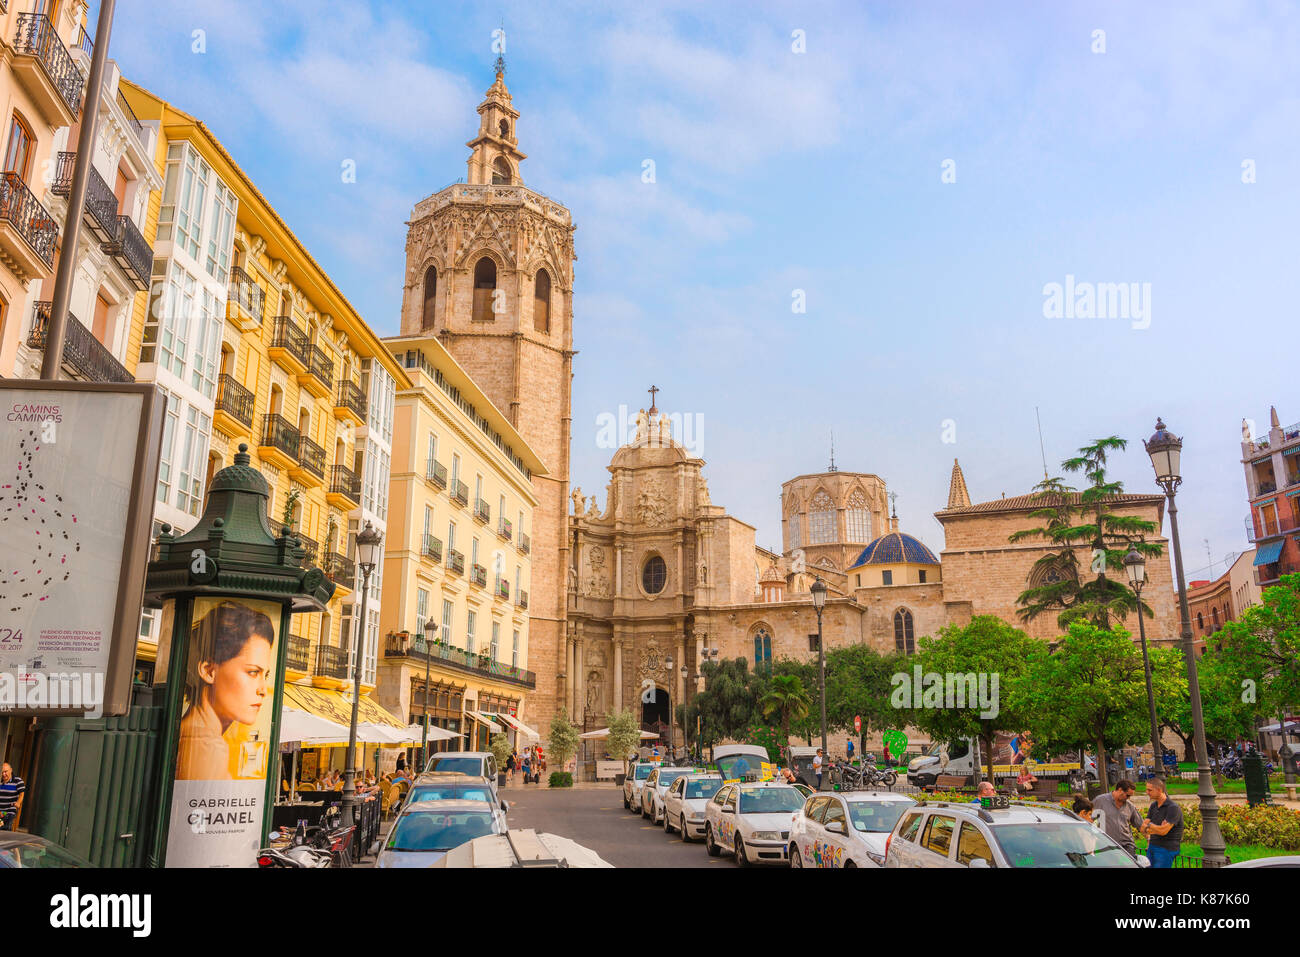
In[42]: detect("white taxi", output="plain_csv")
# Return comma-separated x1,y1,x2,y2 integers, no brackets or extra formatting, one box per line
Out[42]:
788,791,917,868
641,765,697,824
703,781,806,866
662,773,724,841
623,762,655,813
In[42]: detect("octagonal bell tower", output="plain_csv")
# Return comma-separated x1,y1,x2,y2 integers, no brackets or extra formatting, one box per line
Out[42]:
399,63,576,723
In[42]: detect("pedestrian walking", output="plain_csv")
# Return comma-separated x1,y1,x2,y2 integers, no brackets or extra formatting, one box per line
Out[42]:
506,750,516,785
813,748,824,789
1091,779,1143,859
1141,777,1183,867
0,763,24,831
522,751,532,784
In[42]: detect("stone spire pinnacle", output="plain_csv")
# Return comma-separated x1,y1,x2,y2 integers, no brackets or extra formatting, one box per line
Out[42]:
466,57,527,186
947,458,971,509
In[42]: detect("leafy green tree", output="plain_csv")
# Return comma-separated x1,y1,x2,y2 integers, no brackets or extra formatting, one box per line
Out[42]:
488,732,512,771
604,708,643,773
1009,437,1162,629
1011,622,1182,789
1158,645,1253,761
759,674,811,753
1213,574,1300,730
823,645,910,741
546,710,581,778
684,658,759,751
906,616,1044,785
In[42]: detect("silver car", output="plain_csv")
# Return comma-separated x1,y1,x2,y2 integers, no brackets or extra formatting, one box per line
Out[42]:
641,766,696,824
375,799,506,868
884,799,1144,868
623,762,655,813
662,773,723,841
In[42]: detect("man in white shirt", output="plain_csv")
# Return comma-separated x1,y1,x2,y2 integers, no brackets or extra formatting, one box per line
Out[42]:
813,749,824,789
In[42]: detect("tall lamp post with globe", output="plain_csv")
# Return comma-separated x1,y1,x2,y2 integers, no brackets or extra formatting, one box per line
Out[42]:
1144,418,1226,867
1122,547,1165,773
341,520,382,829
811,577,829,789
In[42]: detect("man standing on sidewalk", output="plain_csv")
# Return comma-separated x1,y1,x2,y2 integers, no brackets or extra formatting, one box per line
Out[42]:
1141,777,1184,867
1091,779,1143,859
0,763,24,831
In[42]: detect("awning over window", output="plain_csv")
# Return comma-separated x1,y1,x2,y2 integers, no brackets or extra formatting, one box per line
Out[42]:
1255,540,1285,566
282,684,407,730
466,710,504,733
496,713,541,741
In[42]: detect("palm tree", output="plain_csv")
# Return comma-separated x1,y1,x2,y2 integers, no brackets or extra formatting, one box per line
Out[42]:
759,675,811,757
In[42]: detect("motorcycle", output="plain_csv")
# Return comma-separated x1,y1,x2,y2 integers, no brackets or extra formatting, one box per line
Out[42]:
257,829,331,869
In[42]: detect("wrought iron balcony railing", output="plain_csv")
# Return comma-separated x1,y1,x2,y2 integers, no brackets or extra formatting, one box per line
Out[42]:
426,460,448,489
83,165,119,240
296,434,326,480
286,634,310,673
495,577,510,600
325,552,354,590
13,14,83,118
451,480,469,507
314,643,350,680
446,549,465,575
497,517,512,541
116,86,144,140
422,534,443,563
335,379,366,420
518,532,531,555
475,498,491,524
50,151,75,196
228,265,264,327
104,213,152,290
471,564,487,588
260,413,300,460
329,464,361,502
383,635,535,688
294,534,319,568
516,589,529,610
27,301,131,382
0,172,58,267
271,316,311,367
215,373,255,428
307,345,334,390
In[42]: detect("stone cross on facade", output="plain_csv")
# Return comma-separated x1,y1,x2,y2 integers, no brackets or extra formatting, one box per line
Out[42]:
648,385,659,415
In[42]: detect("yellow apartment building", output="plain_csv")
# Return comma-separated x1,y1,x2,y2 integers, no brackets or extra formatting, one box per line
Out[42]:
378,334,545,754
122,81,409,721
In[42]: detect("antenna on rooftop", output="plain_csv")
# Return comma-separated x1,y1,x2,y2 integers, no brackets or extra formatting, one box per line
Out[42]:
1035,406,1049,480
828,430,838,472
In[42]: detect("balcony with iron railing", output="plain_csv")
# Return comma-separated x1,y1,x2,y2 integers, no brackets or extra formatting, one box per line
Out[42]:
74,24,92,59
334,379,366,425
228,265,264,330
1246,509,1300,542
82,164,119,242
258,413,300,469
327,464,361,508
27,301,131,383
294,534,319,568
300,344,334,399
497,517,512,541
0,172,58,278
291,434,326,486
422,534,443,563
12,14,83,124
446,549,465,575
1256,562,1299,586
516,589,529,610
214,373,255,434
269,316,310,373
426,460,448,489
471,563,488,588
116,86,144,141
494,576,510,601
104,213,151,291
383,634,535,689
314,643,350,680
324,552,354,591
286,634,310,673
518,532,530,555
474,498,490,524
451,480,469,507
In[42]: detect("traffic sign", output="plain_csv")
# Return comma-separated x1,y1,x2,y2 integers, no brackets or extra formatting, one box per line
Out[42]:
854,715,861,733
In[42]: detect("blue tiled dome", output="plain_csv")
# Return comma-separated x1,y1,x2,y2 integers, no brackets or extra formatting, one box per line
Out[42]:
850,532,939,568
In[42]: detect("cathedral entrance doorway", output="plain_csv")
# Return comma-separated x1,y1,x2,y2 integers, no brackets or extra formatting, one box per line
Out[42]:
641,686,671,740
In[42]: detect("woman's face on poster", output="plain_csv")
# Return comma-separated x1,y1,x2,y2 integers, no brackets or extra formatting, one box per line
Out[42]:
201,632,273,726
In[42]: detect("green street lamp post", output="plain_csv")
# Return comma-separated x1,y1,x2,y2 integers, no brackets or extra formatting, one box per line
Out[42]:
341,520,382,829
1123,548,1165,775
1144,418,1227,867
811,577,829,790
421,617,436,768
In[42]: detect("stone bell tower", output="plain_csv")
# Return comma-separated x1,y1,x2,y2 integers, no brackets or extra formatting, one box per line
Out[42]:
398,61,576,724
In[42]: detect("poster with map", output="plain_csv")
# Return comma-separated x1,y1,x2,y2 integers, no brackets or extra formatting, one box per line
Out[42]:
0,383,163,718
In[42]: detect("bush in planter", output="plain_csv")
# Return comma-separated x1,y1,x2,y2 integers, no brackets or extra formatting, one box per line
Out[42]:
548,771,574,788
1175,802,1300,850
489,732,512,774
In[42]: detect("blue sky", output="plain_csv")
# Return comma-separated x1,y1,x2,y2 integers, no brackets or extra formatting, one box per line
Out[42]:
107,0,1299,584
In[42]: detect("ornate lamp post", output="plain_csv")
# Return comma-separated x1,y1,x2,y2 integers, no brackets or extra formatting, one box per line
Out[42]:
811,577,829,790
1144,418,1226,867
341,521,382,829
420,617,437,768
1123,548,1165,774
664,653,675,758
680,663,689,761
695,643,719,762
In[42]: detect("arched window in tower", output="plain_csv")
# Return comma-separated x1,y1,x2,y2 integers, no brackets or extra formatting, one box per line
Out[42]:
894,609,915,655
492,156,511,185
533,269,551,333
752,628,772,673
845,489,872,542
809,490,836,544
498,119,510,139
1212,606,1220,629
788,512,801,549
472,257,497,323
421,265,437,330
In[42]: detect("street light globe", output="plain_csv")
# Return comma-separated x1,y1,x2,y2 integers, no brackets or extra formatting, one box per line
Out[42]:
680,664,688,679
1123,548,1147,589
1144,418,1182,485
356,519,382,573
810,577,828,611
423,616,438,642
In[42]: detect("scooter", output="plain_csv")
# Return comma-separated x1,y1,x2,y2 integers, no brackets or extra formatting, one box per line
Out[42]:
257,831,331,868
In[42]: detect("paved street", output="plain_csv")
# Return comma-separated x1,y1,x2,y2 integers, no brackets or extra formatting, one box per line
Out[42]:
500,784,734,868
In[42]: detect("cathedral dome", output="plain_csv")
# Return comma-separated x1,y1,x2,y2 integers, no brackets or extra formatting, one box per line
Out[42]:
849,532,939,568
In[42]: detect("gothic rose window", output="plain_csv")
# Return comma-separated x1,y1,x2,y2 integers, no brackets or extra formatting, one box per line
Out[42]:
642,555,667,594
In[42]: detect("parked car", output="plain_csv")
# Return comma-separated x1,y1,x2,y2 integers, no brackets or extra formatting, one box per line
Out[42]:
713,744,772,783
423,752,500,798
704,781,806,866
883,799,1145,868
642,765,697,823
789,791,918,868
431,828,613,868
405,772,509,816
663,772,724,841
0,832,90,868
623,762,656,812
375,798,506,868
